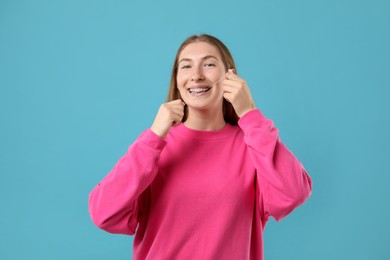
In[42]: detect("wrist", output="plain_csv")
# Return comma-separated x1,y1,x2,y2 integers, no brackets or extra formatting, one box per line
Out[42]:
150,125,167,138
237,104,256,118
150,122,171,138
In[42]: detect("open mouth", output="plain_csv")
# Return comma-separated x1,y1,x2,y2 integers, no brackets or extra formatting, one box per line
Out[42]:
188,87,211,95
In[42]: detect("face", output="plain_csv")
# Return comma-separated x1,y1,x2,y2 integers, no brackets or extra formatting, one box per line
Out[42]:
176,41,226,112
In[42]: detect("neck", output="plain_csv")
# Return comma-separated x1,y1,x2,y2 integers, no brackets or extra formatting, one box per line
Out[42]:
184,107,226,131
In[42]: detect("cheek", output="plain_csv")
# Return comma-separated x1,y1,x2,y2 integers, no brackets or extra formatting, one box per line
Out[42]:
176,73,184,88
205,69,224,82
176,78,184,89
176,78,186,97
176,73,191,91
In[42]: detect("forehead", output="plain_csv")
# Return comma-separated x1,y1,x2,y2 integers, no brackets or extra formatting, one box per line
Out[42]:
178,41,222,61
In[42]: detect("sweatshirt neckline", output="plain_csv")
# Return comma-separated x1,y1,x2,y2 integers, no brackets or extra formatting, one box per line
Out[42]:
172,123,235,140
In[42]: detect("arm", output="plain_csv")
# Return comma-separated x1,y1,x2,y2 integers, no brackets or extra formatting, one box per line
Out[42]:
238,109,312,221
223,70,311,221
88,99,184,234
88,130,166,235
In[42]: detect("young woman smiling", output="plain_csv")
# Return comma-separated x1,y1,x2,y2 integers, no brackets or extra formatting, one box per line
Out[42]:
89,34,312,260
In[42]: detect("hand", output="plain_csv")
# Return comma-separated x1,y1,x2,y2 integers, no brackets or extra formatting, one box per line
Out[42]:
222,69,256,117
150,99,185,138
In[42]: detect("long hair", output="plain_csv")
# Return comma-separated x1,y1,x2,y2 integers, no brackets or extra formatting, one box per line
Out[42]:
166,34,239,125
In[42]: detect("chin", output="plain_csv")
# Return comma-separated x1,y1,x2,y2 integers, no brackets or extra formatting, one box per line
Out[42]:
185,99,223,112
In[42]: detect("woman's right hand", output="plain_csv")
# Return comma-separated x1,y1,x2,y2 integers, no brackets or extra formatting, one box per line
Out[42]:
150,99,185,138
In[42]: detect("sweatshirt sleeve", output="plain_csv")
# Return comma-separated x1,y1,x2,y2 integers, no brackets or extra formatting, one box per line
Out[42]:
238,109,312,222
88,129,166,235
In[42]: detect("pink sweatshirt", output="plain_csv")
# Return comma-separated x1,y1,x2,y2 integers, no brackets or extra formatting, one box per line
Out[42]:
89,109,312,259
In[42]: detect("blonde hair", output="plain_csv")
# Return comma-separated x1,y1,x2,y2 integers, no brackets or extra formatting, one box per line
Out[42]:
166,34,239,125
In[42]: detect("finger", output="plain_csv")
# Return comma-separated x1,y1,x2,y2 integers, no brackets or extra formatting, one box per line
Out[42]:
170,99,185,106
226,69,238,80
170,106,185,117
166,102,185,113
222,80,241,90
222,92,233,103
172,118,181,126
226,71,246,84
222,87,233,95
170,108,185,118
222,82,240,94
223,73,244,86
171,111,184,125
170,102,185,112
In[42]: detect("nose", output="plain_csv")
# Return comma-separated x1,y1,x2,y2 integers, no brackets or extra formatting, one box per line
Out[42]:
190,65,205,81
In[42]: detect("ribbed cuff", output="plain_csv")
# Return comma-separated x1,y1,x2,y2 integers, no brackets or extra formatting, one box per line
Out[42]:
139,129,167,150
238,109,268,131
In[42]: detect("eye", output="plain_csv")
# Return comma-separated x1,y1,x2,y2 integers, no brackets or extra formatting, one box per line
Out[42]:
180,64,191,69
204,63,216,68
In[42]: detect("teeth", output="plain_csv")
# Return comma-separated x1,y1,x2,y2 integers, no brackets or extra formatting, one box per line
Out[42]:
189,88,211,94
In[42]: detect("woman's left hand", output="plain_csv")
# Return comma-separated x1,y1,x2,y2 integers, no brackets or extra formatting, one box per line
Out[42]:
222,69,256,117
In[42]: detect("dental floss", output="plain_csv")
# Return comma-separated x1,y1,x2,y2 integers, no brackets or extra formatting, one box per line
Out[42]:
212,69,235,87
212,76,226,87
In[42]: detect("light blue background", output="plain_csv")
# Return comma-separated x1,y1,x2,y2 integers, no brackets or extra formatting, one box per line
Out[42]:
1,0,389,259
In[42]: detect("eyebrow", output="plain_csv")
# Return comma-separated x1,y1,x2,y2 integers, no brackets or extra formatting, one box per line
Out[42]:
178,55,220,64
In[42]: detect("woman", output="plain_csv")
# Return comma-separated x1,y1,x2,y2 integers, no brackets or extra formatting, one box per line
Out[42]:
89,34,312,259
